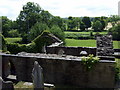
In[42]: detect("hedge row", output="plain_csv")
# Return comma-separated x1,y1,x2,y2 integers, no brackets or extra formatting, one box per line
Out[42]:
7,31,54,54
65,33,94,39
7,42,36,54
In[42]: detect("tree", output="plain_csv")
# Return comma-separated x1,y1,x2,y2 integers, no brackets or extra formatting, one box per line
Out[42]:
28,22,49,41
108,15,120,27
1,16,12,37
50,25,65,42
49,16,64,30
67,16,80,30
109,24,120,40
40,10,53,27
82,16,91,30
17,2,42,34
92,20,103,32
80,22,86,31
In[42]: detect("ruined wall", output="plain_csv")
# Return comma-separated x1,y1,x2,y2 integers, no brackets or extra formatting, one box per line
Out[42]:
46,46,97,56
2,54,115,88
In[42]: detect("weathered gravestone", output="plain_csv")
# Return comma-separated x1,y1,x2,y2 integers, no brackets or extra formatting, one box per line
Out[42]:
32,61,44,89
96,35,114,56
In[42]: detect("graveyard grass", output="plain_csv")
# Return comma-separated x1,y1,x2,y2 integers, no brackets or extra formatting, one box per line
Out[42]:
65,39,120,49
14,81,33,89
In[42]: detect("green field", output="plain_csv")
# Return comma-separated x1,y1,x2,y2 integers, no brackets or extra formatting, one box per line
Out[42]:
65,39,120,49
5,38,22,43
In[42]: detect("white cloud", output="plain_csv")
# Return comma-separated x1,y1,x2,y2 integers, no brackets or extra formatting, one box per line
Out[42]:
0,0,119,20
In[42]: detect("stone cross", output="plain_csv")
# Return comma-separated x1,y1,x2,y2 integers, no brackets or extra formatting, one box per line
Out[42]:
96,35,114,56
32,61,44,89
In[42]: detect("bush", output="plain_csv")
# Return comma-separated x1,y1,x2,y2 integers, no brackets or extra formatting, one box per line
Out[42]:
81,54,99,71
7,29,20,37
7,42,36,54
0,34,7,52
50,25,65,42
7,31,54,54
109,24,120,40
65,33,94,39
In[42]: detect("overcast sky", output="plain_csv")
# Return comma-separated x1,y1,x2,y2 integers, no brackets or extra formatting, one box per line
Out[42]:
0,0,120,20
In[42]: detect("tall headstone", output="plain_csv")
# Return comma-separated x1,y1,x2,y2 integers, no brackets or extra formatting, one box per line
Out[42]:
96,35,114,56
32,61,44,89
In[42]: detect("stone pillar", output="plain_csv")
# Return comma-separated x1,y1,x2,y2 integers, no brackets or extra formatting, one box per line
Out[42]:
96,35,114,56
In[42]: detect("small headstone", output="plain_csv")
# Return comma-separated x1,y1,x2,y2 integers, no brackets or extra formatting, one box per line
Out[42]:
32,61,44,89
80,51,88,56
42,45,46,54
58,49,65,56
96,35,114,56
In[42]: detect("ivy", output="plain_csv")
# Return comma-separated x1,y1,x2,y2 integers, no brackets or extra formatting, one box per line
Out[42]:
81,54,100,71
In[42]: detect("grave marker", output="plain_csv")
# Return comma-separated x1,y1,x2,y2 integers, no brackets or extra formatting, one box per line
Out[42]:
32,61,44,89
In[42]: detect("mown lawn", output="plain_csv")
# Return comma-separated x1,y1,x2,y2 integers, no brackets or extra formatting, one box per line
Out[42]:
5,37,22,43
65,39,120,49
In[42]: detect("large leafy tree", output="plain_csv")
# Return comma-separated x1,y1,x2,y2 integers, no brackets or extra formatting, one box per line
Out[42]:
92,20,103,32
17,2,42,34
40,10,53,26
82,16,91,30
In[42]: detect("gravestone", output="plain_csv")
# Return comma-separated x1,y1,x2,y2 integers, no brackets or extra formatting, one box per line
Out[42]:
80,51,88,56
58,49,65,56
96,35,114,56
32,61,44,89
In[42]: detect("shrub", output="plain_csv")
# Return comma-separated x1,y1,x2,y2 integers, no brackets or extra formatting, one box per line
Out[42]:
0,34,7,52
7,29,20,37
50,25,65,42
108,24,120,40
7,42,36,54
81,54,99,71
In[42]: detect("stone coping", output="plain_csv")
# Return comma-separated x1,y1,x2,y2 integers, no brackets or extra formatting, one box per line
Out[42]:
0,52,116,63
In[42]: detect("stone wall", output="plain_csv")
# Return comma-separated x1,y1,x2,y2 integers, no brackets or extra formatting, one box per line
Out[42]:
1,53,115,88
46,46,97,56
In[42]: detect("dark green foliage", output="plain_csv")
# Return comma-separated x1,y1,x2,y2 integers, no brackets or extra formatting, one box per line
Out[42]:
7,42,36,54
80,22,86,31
1,16,12,37
7,29,20,37
81,54,99,71
50,25,65,42
92,20,103,32
82,16,91,29
28,22,49,41
0,34,7,52
33,30,54,53
109,24,120,40
7,31,55,54
17,2,42,34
